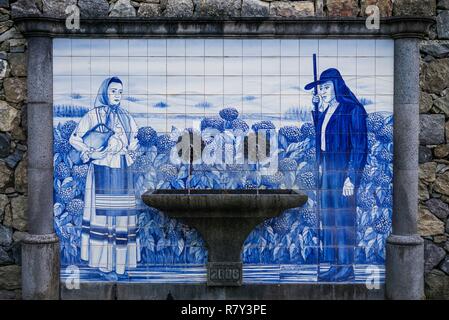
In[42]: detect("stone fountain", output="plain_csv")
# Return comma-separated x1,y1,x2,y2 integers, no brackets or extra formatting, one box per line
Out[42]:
142,188,307,286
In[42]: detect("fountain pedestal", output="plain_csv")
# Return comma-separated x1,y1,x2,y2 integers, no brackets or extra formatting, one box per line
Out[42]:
142,189,307,286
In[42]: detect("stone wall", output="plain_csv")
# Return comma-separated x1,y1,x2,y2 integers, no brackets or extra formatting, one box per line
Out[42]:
0,0,447,299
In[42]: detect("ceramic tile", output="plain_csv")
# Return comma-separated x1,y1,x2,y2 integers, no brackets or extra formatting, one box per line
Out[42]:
110,39,129,56
243,39,262,56
148,57,167,75
281,57,300,76
224,39,243,57
53,37,394,284
129,39,148,57
53,38,72,56
281,39,299,57
148,39,167,56
186,39,205,56
71,39,91,56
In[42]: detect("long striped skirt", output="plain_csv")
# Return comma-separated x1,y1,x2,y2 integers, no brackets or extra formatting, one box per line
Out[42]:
80,155,140,275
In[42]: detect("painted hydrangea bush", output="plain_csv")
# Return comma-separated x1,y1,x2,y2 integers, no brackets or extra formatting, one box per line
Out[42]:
53,108,393,267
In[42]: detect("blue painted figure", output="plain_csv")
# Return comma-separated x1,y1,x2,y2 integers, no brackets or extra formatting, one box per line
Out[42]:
305,68,368,282
69,77,140,278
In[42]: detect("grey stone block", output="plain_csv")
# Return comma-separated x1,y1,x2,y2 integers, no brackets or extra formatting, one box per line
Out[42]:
425,198,449,220
27,167,54,235
162,0,194,17
109,0,136,17
22,233,60,300
393,0,436,16
425,269,449,299
27,103,53,169
11,0,41,17
241,0,269,17
420,114,445,146
0,133,10,158
61,282,116,300
419,146,433,163
437,11,449,39
114,283,384,300
27,37,53,104
137,3,160,17
192,0,241,17
394,104,419,170
78,0,109,18
42,0,77,18
269,0,315,18
424,240,446,272
438,0,449,9
420,41,449,58
386,235,425,300
395,39,420,104
0,224,12,247
393,169,419,235
440,256,449,275
0,247,13,266
421,58,449,94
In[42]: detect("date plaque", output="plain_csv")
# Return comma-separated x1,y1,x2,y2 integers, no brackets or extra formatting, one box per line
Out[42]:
207,262,242,286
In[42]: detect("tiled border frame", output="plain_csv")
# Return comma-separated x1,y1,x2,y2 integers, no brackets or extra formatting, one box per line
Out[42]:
13,16,434,300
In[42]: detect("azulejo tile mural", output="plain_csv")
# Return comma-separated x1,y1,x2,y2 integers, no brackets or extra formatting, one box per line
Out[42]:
53,38,393,283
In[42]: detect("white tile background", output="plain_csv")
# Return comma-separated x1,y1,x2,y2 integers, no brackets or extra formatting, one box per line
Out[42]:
53,38,394,133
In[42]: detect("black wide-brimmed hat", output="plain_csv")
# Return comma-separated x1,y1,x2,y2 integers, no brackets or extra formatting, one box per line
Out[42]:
304,68,343,91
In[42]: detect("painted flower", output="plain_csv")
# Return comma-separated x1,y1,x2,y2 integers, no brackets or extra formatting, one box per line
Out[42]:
368,132,377,149
272,215,289,235
158,164,178,182
279,126,302,143
72,164,89,180
300,122,315,139
297,171,315,189
60,120,77,139
244,180,258,190
251,120,276,133
57,184,77,204
230,119,249,133
261,172,284,187
66,198,84,215
374,172,391,188
54,138,72,155
377,148,393,163
200,117,225,132
301,208,318,227
219,107,239,122
55,162,71,180
133,154,153,173
376,125,393,144
367,113,384,132
137,126,157,147
373,215,391,234
358,191,376,210
303,147,316,162
156,134,176,154
279,158,297,172
382,194,393,208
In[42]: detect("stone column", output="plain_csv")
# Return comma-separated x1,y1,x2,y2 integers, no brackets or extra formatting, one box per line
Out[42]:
21,37,60,300
386,37,424,300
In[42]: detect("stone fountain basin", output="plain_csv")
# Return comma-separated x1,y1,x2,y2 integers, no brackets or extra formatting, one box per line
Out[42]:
142,189,307,218
142,189,307,286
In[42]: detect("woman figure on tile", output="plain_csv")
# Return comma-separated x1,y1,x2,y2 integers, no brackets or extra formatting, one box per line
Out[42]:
69,76,140,279
305,68,368,282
